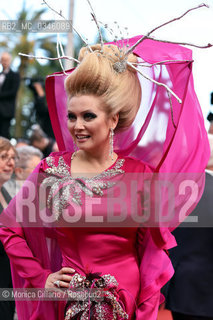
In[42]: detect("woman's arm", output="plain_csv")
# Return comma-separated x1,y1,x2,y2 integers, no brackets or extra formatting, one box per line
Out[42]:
0,226,75,288
0,226,52,288
0,156,76,289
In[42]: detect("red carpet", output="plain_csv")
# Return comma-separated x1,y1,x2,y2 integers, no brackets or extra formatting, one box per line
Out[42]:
157,305,172,320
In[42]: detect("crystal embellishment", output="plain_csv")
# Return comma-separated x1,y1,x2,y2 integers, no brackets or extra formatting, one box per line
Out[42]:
65,272,128,320
41,155,125,220
113,60,127,73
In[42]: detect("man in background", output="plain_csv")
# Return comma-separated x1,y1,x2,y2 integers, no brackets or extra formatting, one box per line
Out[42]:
0,52,20,138
165,134,213,320
30,81,55,138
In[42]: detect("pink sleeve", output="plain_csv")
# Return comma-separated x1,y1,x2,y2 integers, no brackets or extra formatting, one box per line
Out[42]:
136,228,172,318
0,226,52,288
136,290,160,320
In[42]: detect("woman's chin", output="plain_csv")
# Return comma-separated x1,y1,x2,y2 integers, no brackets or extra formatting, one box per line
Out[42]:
0,172,12,183
76,144,92,152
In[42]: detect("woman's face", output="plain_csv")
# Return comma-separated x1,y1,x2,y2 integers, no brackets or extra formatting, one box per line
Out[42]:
67,95,118,154
0,147,15,184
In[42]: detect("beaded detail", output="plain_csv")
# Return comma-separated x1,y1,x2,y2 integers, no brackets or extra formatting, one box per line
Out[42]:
113,60,127,73
64,272,128,320
41,155,125,220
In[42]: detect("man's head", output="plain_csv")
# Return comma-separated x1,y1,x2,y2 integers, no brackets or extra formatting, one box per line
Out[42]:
0,52,12,71
15,146,43,180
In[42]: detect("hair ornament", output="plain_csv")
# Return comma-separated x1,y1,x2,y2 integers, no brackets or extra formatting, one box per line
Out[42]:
112,60,127,73
18,1,212,105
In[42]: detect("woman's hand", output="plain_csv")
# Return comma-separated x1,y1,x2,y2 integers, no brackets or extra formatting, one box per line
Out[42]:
45,267,75,289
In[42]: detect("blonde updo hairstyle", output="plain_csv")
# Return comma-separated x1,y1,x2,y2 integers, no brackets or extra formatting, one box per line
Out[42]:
65,44,141,132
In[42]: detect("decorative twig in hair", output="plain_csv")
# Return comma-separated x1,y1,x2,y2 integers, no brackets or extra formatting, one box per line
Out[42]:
98,20,130,53
147,4,209,39
86,0,104,52
125,3,212,57
18,53,80,64
56,34,66,74
114,22,124,50
132,59,193,67
146,36,213,49
42,0,93,52
167,90,177,129
127,61,182,104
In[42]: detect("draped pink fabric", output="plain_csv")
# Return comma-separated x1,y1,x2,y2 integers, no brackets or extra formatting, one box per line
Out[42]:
46,35,209,245
0,36,210,320
46,36,208,176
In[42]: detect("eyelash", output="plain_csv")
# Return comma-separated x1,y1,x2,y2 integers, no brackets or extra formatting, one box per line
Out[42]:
67,113,97,121
84,113,97,120
67,113,76,121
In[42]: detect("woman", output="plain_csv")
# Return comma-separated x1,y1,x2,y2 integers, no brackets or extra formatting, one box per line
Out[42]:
0,137,16,319
0,38,210,320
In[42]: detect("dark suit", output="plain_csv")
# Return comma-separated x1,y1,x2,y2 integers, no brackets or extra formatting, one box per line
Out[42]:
0,69,20,138
34,96,54,138
165,172,213,319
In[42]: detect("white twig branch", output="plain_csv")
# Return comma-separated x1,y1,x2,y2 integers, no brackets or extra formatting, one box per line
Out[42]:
131,59,193,67
125,3,210,56
127,61,182,104
146,36,213,49
42,0,66,19
47,72,71,78
86,0,104,52
18,53,80,64
167,90,177,129
42,0,93,52
56,34,66,74
147,3,209,36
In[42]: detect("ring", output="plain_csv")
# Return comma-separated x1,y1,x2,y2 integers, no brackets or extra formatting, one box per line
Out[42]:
53,280,60,288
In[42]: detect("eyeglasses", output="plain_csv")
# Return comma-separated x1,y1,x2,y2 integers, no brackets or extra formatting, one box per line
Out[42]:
0,154,17,162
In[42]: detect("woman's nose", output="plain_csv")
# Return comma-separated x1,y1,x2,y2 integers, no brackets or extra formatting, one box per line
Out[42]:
6,158,15,166
74,118,84,129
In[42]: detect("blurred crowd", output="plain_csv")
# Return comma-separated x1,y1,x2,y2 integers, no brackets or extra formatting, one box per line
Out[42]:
0,51,58,155
0,52,58,319
0,137,51,319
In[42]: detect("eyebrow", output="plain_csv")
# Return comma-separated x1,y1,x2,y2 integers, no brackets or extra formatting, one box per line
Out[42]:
67,109,96,114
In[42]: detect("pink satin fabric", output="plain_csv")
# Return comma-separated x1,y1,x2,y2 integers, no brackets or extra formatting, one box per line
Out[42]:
46,35,209,246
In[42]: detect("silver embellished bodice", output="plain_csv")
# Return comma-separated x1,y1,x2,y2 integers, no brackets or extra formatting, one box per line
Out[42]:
41,155,125,220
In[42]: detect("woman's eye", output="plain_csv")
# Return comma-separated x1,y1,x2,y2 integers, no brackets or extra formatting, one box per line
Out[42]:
67,113,76,121
84,113,97,120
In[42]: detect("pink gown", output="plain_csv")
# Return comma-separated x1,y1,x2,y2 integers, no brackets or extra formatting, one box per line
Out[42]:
0,152,172,319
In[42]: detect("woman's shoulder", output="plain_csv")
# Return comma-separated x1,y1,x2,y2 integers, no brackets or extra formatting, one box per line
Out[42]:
46,150,70,158
40,151,72,170
122,155,153,173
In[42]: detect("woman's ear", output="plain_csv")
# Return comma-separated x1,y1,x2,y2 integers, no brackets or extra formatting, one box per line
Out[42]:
111,113,119,130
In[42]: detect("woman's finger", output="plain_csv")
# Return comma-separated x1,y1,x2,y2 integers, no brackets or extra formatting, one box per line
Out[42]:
53,280,70,289
59,267,75,274
59,274,73,282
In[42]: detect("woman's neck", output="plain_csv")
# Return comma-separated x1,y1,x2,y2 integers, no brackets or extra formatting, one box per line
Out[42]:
76,149,117,167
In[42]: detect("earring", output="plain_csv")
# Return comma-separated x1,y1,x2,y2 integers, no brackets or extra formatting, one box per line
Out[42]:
72,139,78,152
109,128,114,160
